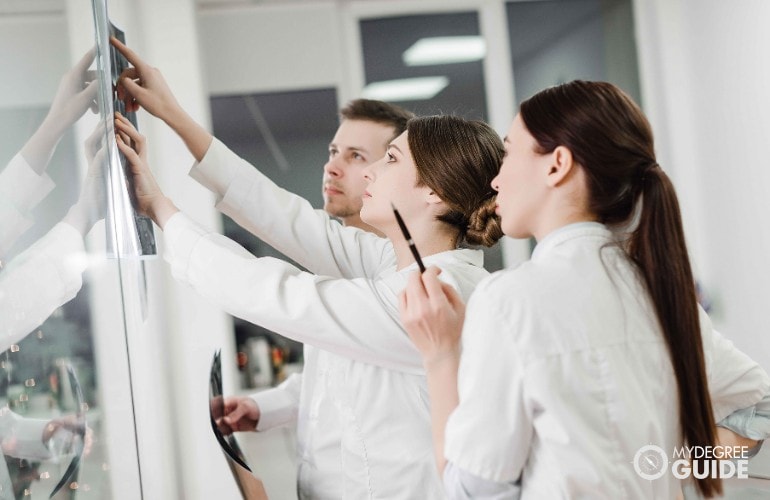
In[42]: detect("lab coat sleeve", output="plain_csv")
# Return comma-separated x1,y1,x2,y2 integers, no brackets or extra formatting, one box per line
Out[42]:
444,275,533,483
699,308,770,424
0,410,52,461
443,461,521,500
189,138,391,279
0,154,55,256
717,389,770,444
0,222,87,350
164,212,423,373
253,373,302,431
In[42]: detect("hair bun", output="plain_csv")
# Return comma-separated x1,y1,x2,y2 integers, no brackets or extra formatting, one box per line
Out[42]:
465,197,503,247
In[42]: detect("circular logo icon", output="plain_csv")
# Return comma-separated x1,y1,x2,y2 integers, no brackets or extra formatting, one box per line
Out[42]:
633,445,668,480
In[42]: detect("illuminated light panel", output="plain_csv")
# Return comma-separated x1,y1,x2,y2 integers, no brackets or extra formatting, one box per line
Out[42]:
361,77,449,102
403,36,486,66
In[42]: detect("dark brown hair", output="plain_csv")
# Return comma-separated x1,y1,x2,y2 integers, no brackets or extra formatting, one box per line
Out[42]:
340,99,415,142
520,80,721,497
407,115,504,247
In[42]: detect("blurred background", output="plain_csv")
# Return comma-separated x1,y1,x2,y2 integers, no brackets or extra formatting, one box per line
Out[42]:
0,0,768,498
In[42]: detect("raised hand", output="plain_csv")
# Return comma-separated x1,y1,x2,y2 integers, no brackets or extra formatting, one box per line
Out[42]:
114,113,179,227
21,48,98,175
110,37,182,120
47,48,99,129
109,37,213,162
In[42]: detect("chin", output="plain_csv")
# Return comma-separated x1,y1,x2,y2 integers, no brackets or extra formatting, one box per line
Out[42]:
501,222,528,240
359,206,379,226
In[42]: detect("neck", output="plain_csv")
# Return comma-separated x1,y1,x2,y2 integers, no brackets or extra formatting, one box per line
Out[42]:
343,214,385,237
384,219,458,271
533,168,598,241
533,201,597,242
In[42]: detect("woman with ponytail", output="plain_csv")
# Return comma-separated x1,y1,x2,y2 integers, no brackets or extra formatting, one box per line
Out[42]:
401,80,770,498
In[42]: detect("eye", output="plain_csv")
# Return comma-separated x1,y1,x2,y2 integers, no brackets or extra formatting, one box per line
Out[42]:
352,152,365,161
386,152,396,163
328,148,338,158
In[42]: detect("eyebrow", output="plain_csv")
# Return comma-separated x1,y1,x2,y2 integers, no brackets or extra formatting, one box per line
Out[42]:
387,143,403,154
329,143,369,154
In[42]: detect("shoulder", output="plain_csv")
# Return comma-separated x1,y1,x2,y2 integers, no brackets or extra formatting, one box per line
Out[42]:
468,260,547,310
433,249,491,302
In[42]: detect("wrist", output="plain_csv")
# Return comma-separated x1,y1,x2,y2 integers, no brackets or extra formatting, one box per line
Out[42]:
423,347,461,372
148,196,179,229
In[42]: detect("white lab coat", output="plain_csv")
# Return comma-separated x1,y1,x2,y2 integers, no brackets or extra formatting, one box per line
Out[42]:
0,154,55,259
0,222,86,351
167,139,491,499
444,222,770,499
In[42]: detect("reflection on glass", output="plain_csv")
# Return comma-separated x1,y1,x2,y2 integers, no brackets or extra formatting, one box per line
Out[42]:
0,0,145,497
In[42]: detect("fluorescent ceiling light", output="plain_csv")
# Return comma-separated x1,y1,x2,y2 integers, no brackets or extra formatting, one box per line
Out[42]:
402,36,486,66
361,77,449,102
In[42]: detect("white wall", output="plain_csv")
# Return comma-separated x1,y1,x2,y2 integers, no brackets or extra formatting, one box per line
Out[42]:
198,3,343,96
634,0,770,367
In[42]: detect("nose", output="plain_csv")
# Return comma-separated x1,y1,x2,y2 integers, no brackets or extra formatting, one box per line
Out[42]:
324,156,343,178
362,162,375,183
490,173,500,192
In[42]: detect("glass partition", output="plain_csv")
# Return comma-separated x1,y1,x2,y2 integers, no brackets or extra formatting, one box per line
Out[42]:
0,1,143,498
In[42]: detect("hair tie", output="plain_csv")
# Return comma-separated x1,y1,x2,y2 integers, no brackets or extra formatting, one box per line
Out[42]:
639,161,660,183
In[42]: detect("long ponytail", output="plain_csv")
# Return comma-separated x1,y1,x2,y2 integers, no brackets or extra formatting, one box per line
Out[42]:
520,81,721,497
630,166,721,498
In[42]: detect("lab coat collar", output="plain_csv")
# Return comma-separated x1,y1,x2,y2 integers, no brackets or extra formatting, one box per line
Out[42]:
399,247,484,274
531,222,611,262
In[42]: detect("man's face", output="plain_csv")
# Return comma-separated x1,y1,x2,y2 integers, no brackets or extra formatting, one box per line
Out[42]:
322,119,395,220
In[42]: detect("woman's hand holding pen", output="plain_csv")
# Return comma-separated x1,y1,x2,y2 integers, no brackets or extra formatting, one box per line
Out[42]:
114,113,179,228
399,266,466,370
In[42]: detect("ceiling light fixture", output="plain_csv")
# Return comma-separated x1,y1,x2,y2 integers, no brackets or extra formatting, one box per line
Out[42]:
361,77,450,101
402,36,486,66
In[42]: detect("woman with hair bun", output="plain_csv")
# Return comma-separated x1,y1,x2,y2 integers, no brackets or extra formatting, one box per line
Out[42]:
401,80,770,499
115,101,505,496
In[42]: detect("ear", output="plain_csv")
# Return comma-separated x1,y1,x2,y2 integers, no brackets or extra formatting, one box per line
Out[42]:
424,189,444,206
545,146,575,188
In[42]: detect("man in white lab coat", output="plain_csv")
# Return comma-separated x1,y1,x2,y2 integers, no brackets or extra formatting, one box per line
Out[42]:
210,98,415,486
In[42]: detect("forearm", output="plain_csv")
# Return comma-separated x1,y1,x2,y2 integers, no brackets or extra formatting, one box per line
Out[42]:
424,351,461,475
191,140,391,278
163,105,213,163
20,116,66,175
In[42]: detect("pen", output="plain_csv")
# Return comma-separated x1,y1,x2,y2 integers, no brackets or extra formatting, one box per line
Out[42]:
391,202,426,273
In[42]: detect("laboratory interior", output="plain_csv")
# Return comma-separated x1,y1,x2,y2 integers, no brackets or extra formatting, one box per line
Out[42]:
0,0,769,498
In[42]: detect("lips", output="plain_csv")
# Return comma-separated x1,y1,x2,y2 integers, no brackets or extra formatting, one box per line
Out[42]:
324,184,343,196
363,190,372,198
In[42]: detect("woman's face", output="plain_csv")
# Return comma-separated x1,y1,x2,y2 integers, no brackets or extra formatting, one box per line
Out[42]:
360,131,431,230
491,114,551,239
